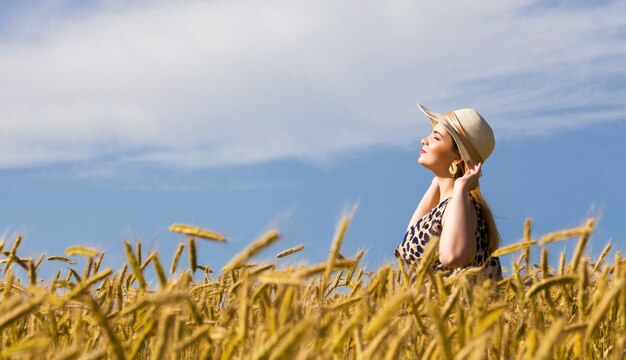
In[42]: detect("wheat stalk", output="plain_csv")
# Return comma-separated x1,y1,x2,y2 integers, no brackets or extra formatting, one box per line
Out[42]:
222,230,280,273
170,224,226,241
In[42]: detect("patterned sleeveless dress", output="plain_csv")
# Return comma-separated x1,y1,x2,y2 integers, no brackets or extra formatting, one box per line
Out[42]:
395,196,502,281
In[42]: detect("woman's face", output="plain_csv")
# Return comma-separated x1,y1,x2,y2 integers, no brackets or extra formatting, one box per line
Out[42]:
418,122,461,175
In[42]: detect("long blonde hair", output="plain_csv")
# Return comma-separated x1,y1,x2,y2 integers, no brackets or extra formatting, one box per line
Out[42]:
469,188,501,253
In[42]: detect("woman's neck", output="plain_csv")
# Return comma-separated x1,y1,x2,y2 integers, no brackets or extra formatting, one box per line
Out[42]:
436,176,456,202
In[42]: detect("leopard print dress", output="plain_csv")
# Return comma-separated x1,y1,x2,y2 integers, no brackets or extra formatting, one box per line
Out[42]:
395,196,502,281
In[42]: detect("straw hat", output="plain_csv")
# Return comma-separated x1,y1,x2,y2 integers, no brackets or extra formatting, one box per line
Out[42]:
416,103,495,163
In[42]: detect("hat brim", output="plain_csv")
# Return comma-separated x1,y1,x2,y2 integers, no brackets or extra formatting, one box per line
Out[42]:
416,103,474,163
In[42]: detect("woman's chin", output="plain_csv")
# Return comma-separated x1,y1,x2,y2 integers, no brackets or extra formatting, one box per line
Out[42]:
417,160,435,172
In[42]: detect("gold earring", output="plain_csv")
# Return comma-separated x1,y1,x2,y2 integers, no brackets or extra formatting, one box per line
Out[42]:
449,162,458,177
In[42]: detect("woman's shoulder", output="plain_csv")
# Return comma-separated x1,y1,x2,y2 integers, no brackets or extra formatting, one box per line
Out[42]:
421,196,452,217
440,194,474,227
431,196,453,218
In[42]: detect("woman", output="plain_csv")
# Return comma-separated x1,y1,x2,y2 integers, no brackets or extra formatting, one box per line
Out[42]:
395,104,502,280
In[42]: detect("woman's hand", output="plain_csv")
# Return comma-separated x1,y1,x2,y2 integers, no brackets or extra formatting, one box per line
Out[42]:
454,161,482,193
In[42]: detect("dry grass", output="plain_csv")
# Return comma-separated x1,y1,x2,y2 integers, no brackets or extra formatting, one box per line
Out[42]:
0,218,625,359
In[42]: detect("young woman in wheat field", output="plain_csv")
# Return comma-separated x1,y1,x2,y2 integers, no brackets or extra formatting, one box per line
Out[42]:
395,104,502,280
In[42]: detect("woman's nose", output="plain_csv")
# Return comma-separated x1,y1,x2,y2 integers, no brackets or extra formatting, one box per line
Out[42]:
421,137,428,145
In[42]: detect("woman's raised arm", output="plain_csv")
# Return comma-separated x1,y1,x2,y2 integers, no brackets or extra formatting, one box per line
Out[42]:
438,162,482,267
406,177,441,231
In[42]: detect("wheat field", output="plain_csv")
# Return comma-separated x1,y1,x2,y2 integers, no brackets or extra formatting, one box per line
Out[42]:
0,217,624,359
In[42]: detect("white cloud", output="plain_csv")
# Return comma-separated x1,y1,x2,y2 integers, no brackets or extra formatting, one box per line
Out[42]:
1,0,625,169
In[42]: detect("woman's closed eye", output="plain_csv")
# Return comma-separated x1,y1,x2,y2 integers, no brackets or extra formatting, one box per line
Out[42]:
432,130,444,141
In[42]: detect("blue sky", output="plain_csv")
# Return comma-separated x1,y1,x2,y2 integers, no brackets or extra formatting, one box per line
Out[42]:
1,0,625,279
